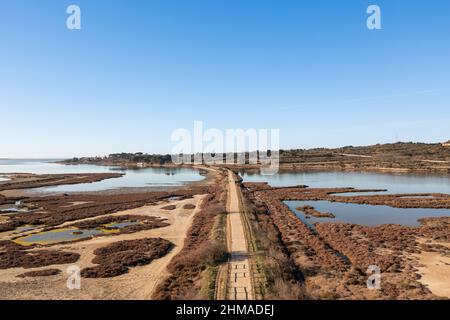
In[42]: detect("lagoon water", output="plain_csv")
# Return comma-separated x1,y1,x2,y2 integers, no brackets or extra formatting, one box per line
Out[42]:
241,170,450,195
16,220,141,245
0,159,205,193
17,228,104,245
244,170,450,226
286,200,450,227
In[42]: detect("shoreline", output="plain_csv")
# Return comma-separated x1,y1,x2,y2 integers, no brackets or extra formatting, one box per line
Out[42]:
229,163,450,175
0,164,214,197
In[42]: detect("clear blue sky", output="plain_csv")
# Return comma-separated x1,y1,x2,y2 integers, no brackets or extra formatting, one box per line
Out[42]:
1,0,449,158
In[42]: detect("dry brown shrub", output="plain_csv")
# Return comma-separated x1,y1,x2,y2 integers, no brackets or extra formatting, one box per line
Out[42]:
272,279,306,300
0,249,80,270
161,205,177,211
170,241,228,271
81,238,173,278
17,269,61,278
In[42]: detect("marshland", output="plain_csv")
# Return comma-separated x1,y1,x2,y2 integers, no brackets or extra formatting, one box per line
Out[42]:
0,142,449,300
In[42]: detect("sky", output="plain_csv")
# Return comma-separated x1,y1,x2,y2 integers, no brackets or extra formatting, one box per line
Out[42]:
1,0,449,158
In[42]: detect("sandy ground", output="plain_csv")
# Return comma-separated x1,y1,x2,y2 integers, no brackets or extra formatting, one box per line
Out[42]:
0,195,205,300
416,243,450,299
0,189,28,197
226,170,254,300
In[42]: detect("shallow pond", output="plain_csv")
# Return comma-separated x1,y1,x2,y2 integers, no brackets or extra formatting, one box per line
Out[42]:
0,159,205,193
16,228,104,245
15,220,141,245
286,200,450,227
241,170,450,195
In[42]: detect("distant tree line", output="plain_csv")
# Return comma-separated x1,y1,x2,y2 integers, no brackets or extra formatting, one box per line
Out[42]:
64,153,173,165
108,153,172,164
64,141,450,165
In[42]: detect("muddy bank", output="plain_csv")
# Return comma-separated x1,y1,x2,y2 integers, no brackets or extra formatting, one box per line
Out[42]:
296,205,335,218
0,173,123,192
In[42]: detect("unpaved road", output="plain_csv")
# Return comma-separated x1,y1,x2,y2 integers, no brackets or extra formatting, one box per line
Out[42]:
225,170,254,300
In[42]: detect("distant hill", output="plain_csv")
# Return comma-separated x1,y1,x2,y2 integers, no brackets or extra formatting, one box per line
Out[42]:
280,142,450,162
64,142,450,169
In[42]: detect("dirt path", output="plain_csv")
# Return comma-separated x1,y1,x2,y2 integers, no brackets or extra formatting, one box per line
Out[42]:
225,170,254,300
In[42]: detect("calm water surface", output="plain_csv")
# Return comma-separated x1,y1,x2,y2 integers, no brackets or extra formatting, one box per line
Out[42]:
17,228,103,245
286,200,450,227
241,170,450,195
243,170,450,226
0,159,204,193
